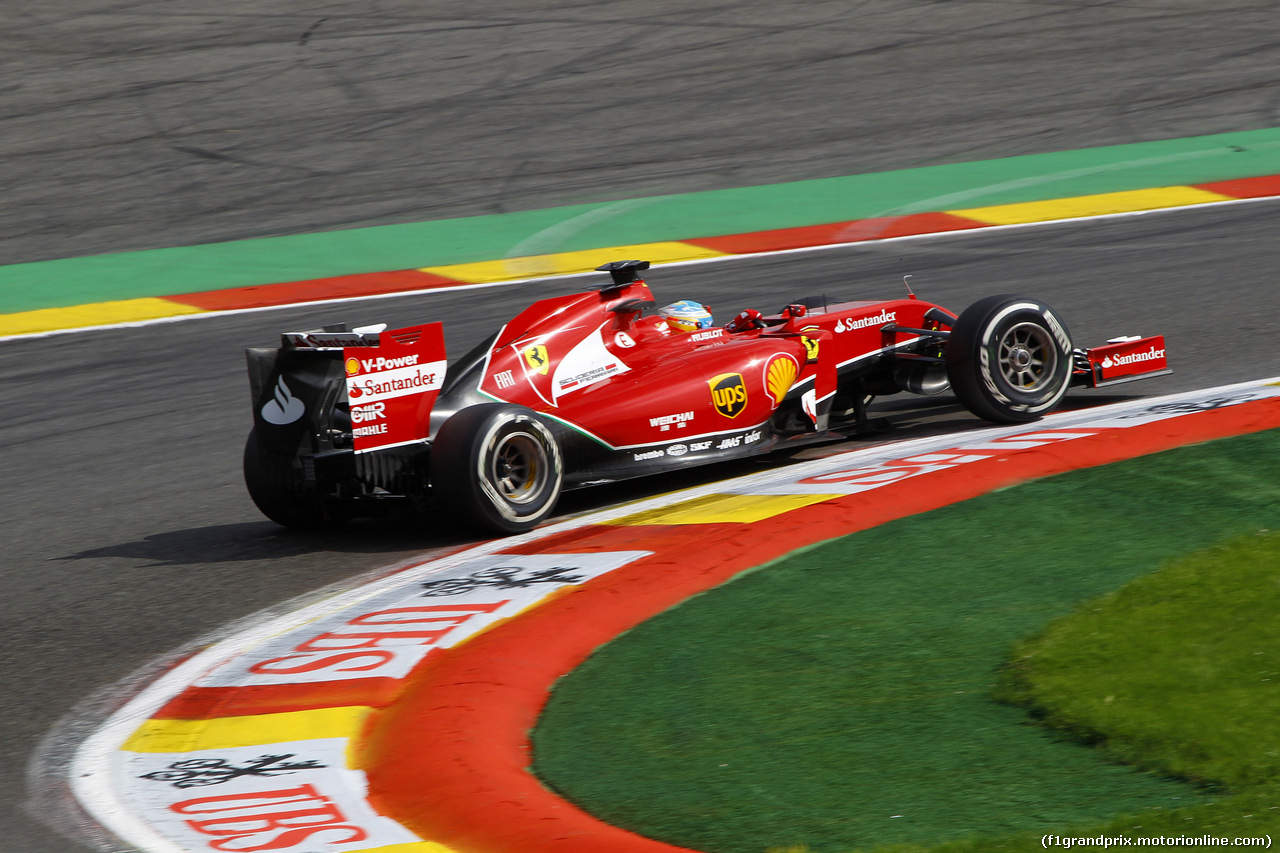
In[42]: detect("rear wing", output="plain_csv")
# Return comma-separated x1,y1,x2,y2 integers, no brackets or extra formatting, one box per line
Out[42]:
247,322,447,455
342,323,447,453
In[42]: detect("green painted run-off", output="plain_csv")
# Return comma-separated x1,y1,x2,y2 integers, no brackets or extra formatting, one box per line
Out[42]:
5,127,1280,314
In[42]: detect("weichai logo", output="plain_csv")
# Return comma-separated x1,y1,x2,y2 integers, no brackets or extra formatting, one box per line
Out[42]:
709,373,748,418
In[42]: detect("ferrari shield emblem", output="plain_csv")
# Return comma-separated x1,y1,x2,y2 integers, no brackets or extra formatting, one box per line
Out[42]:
522,344,550,375
801,335,820,362
709,373,748,418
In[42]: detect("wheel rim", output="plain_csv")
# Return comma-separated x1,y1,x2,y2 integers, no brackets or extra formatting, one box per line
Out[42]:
996,322,1058,392
489,432,549,506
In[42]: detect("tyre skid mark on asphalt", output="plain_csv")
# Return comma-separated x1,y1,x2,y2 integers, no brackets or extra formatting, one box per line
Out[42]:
71,378,1280,853
4,175,1280,339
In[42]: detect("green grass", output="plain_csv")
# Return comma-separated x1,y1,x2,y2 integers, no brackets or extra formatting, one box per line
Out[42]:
994,532,1280,820
531,429,1280,853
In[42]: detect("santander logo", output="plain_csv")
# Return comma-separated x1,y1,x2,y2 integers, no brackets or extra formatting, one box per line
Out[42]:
261,376,306,425
1102,346,1165,369
835,309,896,333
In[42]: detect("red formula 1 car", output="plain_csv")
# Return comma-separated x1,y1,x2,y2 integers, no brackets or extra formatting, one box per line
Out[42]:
243,260,1170,533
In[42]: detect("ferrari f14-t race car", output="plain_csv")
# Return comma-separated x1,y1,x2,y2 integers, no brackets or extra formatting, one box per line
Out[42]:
244,260,1170,534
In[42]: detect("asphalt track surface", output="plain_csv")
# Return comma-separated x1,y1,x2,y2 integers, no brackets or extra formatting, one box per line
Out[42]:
6,201,1280,852
4,3,1280,852
5,0,1280,266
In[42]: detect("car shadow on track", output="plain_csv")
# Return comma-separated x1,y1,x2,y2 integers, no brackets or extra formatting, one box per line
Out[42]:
53,519,471,567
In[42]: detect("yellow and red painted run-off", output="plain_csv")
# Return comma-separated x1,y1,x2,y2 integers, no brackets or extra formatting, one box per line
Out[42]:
8,174,1280,339
75,379,1280,853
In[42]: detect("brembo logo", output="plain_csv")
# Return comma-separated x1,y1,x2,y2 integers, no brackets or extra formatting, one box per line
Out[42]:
1102,346,1165,369
835,310,895,333
346,354,421,376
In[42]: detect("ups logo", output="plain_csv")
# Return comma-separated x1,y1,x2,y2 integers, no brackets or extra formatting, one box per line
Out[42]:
709,373,748,418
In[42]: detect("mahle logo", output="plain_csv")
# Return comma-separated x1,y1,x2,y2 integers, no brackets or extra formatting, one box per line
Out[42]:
709,373,748,418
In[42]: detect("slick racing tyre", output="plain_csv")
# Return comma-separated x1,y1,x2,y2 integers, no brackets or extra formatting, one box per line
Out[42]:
945,295,1073,424
243,429,343,529
431,404,563,535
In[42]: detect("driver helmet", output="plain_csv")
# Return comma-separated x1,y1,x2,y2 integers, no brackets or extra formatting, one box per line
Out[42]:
660,300,713,332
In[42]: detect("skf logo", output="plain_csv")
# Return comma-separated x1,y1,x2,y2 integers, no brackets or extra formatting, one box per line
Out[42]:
801,336,820,362
523,345,549,375
344,356,361,376
709,373,747,418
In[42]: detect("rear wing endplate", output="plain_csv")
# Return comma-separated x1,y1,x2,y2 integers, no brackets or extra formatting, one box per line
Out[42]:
342,323,447,453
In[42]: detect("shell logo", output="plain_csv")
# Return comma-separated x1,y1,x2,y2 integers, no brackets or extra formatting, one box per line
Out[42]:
764,354,799,406
345,356,361,376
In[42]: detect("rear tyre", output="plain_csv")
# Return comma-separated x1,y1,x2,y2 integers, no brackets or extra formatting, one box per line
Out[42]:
431,404,563,535
945,294,1073,423
243,429,339,528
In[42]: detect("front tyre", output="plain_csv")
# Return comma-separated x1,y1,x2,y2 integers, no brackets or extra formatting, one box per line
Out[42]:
431,404,563,535
945,294,1073,423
